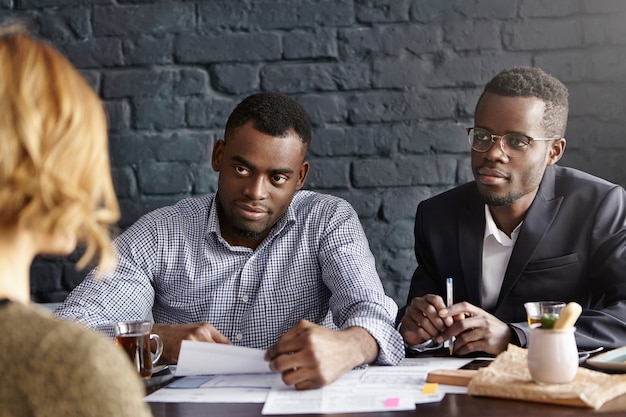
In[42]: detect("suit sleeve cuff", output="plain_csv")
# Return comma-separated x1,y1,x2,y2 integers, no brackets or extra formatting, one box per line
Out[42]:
509,323,527,347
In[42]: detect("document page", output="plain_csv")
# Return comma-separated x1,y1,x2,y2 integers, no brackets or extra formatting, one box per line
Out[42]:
262,370,415,414
261,357,472,414
145,373,279,403
147,352,472,409
175,340,273,376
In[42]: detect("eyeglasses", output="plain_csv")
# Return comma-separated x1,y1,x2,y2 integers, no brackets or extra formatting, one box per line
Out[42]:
466,127,558,158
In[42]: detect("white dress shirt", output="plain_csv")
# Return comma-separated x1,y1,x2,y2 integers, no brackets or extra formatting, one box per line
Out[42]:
482,205,522,310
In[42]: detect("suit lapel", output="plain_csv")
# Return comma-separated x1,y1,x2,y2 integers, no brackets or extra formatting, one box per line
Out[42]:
495,166,563,309
459,185,486,306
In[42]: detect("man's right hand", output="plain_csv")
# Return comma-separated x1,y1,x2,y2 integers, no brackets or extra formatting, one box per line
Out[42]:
400,294,454,346
151,323,231,362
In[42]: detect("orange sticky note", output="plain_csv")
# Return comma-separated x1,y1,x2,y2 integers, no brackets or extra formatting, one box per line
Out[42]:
422,382,438,394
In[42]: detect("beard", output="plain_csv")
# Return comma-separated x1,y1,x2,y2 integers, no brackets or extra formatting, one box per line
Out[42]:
232,227,264,241
476,175,545,208
215,193,270,242
473,164,545,208
479,190,526,207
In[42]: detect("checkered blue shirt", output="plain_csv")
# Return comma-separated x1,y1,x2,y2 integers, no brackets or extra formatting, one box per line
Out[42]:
55,190,404,365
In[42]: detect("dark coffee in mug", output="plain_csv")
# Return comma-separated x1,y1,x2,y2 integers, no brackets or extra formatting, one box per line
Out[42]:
116,332,153,378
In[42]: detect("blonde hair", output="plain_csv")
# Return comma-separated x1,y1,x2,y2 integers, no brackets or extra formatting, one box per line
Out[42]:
0,24,120,273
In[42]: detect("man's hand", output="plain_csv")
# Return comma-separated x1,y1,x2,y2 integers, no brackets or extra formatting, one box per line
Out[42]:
264,320,378,390
400,294,454,346
436,302,512,355
152,323,231,362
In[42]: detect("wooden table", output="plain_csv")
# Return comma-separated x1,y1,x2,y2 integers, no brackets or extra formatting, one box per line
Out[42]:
149,392,626,417
147,350,626,417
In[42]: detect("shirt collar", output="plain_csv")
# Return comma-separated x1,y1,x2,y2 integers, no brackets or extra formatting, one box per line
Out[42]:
483,205,523,246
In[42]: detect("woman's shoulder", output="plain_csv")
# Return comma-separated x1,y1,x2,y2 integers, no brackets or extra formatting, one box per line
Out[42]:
1,303,152,417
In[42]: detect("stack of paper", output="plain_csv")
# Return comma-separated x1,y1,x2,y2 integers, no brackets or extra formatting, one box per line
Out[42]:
146,341,474,414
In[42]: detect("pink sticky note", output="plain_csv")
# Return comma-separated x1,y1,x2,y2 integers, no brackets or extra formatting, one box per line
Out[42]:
384,397,400,408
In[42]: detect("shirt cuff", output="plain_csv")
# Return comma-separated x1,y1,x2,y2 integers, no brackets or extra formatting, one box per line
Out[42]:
345,318,404,366
405,339,444,352
397,320,444,352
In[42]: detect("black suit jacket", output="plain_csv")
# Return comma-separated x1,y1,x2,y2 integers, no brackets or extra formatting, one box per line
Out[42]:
401,165,626,350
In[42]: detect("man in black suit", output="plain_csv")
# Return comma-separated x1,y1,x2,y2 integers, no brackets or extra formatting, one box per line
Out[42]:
399,67,626,356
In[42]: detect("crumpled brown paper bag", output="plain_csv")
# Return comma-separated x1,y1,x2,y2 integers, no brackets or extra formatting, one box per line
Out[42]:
467,344,626,409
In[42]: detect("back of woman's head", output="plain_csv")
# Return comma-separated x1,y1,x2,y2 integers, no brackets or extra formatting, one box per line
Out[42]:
0,24,120,272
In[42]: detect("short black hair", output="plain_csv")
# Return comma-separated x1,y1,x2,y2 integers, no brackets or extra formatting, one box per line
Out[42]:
477,66,569,137
225,91,312,148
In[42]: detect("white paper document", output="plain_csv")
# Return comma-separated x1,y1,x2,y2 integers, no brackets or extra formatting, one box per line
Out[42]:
261,357,473,414
261,369,414,414
175,340,273,376
148,352,473,412
145,373,279,403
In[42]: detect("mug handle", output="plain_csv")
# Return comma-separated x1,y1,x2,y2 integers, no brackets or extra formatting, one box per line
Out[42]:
150,333,163,365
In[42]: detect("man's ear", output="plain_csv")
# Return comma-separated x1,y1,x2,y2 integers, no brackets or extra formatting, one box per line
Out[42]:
211,139,225,172
295,160,309,190
547,138,566,166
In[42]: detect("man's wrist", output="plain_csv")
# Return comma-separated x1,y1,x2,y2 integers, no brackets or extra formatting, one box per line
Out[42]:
397,321,443,352
345,326,379,365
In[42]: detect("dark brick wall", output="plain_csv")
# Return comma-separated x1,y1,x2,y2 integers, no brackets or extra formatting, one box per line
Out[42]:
6,1,626,306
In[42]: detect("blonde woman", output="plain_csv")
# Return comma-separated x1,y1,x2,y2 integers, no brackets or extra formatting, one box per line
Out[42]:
0,25,151,416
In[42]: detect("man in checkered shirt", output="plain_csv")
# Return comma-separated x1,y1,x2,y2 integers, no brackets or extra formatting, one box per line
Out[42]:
56,92,404,390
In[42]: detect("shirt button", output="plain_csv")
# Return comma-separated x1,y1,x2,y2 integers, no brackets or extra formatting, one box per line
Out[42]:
242,295,249,303
236,333,243,341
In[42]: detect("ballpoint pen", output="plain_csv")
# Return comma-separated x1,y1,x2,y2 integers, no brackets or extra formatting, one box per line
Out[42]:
446,277,454,355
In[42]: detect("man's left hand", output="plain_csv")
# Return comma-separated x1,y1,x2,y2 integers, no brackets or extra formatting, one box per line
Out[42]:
264,319,378,390
435,301,513,355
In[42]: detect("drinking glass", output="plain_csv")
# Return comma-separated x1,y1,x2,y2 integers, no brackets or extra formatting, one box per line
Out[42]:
523,301,565,328
114,321,163,379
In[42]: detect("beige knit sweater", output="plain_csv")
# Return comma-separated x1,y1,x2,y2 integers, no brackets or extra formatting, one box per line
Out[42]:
0,300,152,417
